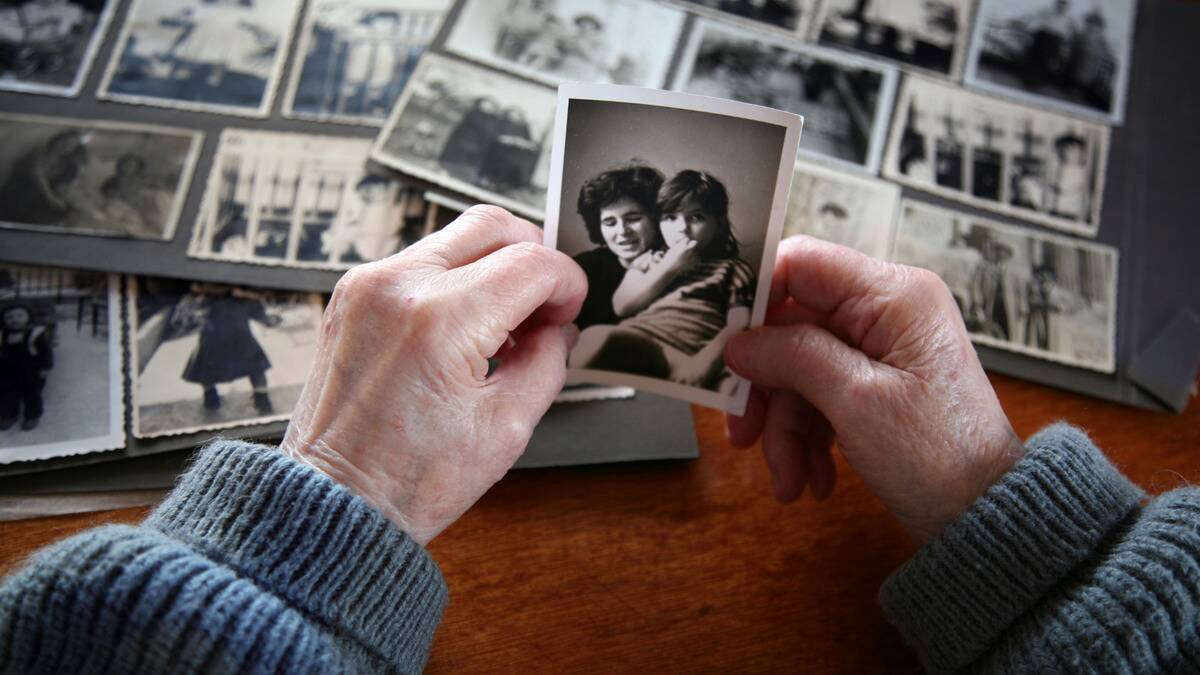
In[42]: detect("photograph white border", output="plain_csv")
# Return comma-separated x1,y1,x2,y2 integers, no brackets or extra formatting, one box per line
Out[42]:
890,198,1119,373
544,83,803,415
786,158,902,259
671,17,898,176
664,0,819,40
0,0,120,98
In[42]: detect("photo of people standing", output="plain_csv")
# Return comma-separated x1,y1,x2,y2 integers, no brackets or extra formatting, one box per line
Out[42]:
679,0,818,34
814,0,972,77
0,0,115,96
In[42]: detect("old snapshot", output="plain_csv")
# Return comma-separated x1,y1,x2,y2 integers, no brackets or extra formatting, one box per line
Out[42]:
99,0,302,116
373,53,557,219
883,76,1109,236
813,0,974,79
0,114,201,240
190,130,434,270
891,199,1117,372
0,0,117,96
674,0,820,36
672,19,897,174
964,0,1137,124
0,266,123,464
545,85,801,415
442,0,686,88
783,160,900,260
130,277,323,438
283,0,449,125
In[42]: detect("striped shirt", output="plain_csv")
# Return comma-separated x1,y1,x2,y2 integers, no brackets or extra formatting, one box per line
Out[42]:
622,257,756,356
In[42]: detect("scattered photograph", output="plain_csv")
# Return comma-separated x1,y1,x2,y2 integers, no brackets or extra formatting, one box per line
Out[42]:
0,0,118,96
0,265,123,464
890,199,1117,372
442,0,686,88
373,53,557,219
964,0,1137,124
544,85,802,415
283,0,449,125
0,113,202,240
130,277,324,438
783,160,900,260
98,0,303,116
673,0,819,36
813,0,974,78
672,18,897,174
882,76,1109,236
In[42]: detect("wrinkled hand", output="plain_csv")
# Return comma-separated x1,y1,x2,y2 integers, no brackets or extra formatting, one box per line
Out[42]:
723,236,1024,543
281,206,586,545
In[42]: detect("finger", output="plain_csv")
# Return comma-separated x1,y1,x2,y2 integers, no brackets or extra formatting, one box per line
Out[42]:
725,385,768,448
486,322,574,432
765,298,826,326
760,390,817,503
803,416,837,501
399,204,543,270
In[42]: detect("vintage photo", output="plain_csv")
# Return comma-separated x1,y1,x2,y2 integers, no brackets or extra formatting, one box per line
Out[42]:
964,0,1137,124
130,277,323,438
283,0,449,125
813,0,974,78
883,76,1109,237
0,0,117,96
783,160,900,260
0,114,202,240
890,199,1117,372
373,53,557,219
98,0,302,116
672,19,897,174
190,130,435,270
545,85,801,415
0,266,123,464
442,0,686,88
674,0,819,36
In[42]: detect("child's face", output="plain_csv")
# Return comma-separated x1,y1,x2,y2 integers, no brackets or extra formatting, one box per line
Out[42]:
3,308,30,330
599,197,655,264
660,196,719,250
358,183,388,205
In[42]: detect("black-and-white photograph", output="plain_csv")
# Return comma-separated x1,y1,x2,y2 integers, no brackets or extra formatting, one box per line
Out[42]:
545,85,801,415
783,160,899,260
964,0,1137,124
0,114,202,240
373,53,557,219
130,277,323,438
672,19,897,174
283,0,449,125
98,0,302,116
190,130,435,269
441,0,686,88
813,0,974,78
890,199,1117,372
674,0,819,36
0,265,123,464
0,0,117,96
882,76,1109,237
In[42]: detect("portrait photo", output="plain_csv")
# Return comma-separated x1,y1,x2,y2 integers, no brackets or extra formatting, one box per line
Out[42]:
545,85,801,415
675,0,819,36
783,160,900,261
813,0,974,78
0,0,117,96
0,114,201,240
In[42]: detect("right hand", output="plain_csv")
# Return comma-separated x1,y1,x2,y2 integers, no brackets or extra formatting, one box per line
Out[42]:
723,236,1025,543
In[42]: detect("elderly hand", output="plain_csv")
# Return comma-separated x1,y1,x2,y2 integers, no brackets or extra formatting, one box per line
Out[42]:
724,236,1024,543
281,206,587,546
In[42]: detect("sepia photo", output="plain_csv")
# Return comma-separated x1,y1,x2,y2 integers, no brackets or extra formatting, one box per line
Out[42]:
373,53,557,219
544,85,801,415
283,0,449,125
964,0,1137,124
783,160,899,260
813,0,974,79
0,113,202,240
672,19,897,174
882,76,1109,237
673,0,820,36
890,199,1117,372
0,266,123,464
98,0,302,116
190,130,436,270
442,0,686,88
130,277,324,438
0,0,117,96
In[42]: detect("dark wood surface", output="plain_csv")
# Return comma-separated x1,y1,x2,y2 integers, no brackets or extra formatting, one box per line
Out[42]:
2,373,1197,673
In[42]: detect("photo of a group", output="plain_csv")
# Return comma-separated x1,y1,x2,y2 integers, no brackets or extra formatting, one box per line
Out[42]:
783,160,899,261
891,199,1117,372
675,0,820,37
0,0,118,97
0,265,123,464
812,0,974,78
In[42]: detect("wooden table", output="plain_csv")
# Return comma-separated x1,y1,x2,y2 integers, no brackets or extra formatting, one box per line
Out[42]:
2,374,1197,673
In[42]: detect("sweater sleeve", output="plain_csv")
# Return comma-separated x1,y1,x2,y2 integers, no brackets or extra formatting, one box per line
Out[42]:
0,440,448,674
880,423,1200,674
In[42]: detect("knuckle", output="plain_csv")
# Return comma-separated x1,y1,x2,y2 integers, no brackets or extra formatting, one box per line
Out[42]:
461,203,513,224
495,414,536,450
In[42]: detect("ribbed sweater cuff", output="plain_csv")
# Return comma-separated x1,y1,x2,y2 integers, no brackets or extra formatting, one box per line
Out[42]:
146,439,448,672
879,423,1145,674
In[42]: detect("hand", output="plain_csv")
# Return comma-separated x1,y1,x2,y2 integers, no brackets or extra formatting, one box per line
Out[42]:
281,206,587,546
723,236,1024,543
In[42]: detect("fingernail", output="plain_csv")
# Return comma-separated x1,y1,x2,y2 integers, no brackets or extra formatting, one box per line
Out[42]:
562,324,580,349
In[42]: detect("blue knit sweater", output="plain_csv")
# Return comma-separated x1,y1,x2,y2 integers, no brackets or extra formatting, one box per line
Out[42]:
0,425,1197,673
